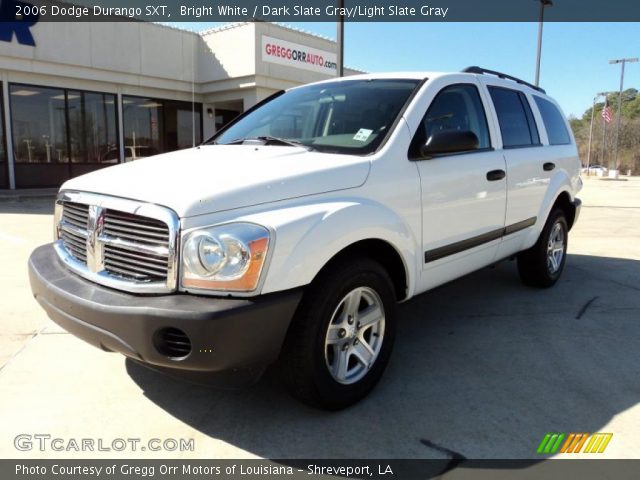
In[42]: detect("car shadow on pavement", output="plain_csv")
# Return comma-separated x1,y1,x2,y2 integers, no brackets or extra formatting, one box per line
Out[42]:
126,253,640,463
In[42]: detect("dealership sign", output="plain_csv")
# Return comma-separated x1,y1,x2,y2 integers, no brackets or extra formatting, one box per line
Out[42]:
262,35,337,75
0,0,39,46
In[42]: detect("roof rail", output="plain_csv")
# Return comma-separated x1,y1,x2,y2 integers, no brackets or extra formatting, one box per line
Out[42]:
462,66,546,94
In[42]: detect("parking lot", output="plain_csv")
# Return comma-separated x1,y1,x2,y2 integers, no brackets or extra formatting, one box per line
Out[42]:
1,177,639,460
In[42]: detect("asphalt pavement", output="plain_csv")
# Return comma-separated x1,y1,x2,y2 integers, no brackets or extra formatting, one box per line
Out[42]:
0,177,638,460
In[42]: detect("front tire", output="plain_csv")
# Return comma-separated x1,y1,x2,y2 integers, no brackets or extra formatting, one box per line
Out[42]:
280,258,396,410
517,208,568,288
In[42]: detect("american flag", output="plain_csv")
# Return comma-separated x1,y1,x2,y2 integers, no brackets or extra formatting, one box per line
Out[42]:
602,106,613,124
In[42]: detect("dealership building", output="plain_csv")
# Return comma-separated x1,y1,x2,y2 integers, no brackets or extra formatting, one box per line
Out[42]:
0,20,357,189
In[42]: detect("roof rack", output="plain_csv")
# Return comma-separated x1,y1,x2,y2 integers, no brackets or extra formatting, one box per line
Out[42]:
462,66,546,94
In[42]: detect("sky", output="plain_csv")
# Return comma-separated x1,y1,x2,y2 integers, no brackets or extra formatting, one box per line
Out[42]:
174,22,640,118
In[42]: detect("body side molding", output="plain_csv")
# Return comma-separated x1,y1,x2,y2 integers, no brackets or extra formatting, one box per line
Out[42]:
425,217,537,263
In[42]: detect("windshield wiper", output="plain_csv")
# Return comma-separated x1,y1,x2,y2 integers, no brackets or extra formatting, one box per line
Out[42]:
257,136,310,148
223,136,313,150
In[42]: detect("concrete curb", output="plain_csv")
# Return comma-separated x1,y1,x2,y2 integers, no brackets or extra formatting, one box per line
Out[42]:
0,189,57,201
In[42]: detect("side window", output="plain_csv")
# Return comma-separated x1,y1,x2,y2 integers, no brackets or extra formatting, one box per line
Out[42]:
410,84,491,157
533,96,571,145
488,87,540,148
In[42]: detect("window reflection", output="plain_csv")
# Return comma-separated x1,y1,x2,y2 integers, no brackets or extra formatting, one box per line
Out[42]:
11,85,68,165
0,86,7,188
10,84,121,187
8,84,202,187
123,96,201,160
122,97,162,161
67,91,118,164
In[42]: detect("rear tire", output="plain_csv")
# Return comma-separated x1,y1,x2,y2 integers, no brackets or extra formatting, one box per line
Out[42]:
280,257,396,410
517,208,568,288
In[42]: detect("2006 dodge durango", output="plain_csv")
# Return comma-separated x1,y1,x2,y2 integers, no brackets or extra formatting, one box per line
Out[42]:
29,67,582,409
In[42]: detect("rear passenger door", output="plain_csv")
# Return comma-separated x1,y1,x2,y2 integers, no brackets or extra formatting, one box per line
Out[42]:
486,86,545,227
410,80,507,288
481,83,551,257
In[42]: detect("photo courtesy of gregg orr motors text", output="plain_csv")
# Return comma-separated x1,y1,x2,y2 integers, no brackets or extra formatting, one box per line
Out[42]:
14,435,195,453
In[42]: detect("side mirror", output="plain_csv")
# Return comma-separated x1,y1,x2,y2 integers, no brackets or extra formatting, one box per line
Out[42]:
420,130,479,158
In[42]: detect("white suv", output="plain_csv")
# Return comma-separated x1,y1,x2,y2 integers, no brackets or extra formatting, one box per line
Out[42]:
29,67,582,409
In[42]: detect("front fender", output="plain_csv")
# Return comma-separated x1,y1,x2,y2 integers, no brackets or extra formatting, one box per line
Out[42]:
248,199,418,297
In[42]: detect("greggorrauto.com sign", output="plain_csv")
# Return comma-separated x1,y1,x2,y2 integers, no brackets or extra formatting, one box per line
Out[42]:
262,35,337,74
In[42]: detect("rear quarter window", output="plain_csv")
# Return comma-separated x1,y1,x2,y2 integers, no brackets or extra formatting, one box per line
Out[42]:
488,87,540,148
533,96,572,145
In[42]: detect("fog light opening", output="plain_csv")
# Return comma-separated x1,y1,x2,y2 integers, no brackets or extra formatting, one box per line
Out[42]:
153,327,192,359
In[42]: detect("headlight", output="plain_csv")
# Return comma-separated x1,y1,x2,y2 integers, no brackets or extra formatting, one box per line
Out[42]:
181,223,270,292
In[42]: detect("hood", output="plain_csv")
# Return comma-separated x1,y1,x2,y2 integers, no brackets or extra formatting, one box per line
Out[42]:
61,145,370,217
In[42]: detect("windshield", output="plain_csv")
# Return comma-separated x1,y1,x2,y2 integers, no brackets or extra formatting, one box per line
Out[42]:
210,79,422,155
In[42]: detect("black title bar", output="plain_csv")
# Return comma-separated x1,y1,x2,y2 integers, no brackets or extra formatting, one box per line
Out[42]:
2,0,640,22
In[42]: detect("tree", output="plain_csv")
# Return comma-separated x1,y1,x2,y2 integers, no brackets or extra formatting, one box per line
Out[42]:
569,87,640,174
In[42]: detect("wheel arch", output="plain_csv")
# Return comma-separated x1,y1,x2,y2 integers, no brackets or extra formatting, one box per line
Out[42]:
551,190,577,230
310,238,410,301
257,199,418,299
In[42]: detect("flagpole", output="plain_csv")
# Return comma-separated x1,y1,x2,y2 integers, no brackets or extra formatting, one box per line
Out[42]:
586,95,597,171
600,96,608,174
587,92,609,174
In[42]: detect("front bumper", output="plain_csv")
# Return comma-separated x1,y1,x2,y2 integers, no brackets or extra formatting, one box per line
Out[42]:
28,244,302,386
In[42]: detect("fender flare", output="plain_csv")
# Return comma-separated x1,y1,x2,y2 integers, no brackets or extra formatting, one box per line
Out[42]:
257,199,419,297
522,170,574,248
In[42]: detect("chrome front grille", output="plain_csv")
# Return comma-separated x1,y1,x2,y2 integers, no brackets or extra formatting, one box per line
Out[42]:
102,211,170,282
60,202,90,264
104,245,169,281
103,211,170,245
61,202,89,231
54,192,179,294
60,227,88,264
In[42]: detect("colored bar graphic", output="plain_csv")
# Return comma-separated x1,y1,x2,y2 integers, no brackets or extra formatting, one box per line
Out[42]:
537,433,552,454
538,433,613,454
583,433,613,453
561,433,589,453
560,433,576,453
537,433,565,454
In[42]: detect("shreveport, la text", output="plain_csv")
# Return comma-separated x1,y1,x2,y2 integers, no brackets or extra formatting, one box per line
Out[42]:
16,464,394,477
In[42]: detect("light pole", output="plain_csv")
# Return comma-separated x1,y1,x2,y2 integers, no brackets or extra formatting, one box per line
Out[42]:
586,92,609,173
336,0,344,77
534,0,553,87
609,57,638,175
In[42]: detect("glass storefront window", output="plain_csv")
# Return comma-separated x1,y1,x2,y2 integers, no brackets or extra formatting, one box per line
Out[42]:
0,85,7,188
123,96,201,159
122,97,162,161
10,84,119,187
11,85,68,165
177,109,197,149
7,84,202,188
67,91,118,165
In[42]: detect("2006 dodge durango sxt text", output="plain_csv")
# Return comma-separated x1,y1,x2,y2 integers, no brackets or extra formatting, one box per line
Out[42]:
29,67,582,409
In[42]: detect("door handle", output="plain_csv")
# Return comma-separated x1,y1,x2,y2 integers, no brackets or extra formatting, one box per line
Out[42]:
543,162,556,171
486,169,506,181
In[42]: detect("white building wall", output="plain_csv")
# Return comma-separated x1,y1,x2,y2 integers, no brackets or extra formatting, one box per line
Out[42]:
199,23,256,83
0,22,200,98
0,20,363,188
